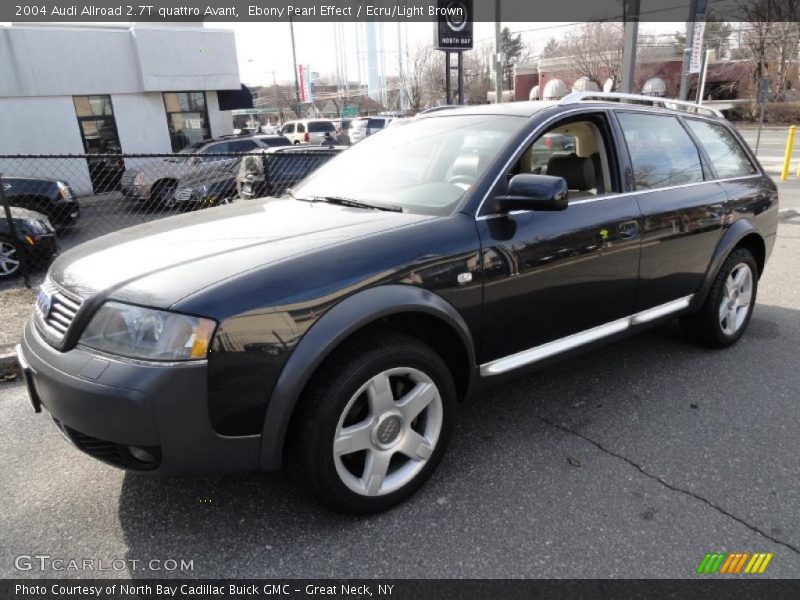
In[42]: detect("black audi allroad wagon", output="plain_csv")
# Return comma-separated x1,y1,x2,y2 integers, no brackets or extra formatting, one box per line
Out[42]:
18,93,778,512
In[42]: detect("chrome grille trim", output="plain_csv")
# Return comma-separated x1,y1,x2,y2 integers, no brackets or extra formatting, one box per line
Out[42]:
174,188,193,202
35,279,84,342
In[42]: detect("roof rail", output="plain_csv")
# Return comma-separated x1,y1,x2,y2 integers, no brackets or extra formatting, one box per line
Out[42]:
559,91,723,118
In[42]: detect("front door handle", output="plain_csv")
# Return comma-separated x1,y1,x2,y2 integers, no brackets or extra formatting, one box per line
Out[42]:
618,220,640,239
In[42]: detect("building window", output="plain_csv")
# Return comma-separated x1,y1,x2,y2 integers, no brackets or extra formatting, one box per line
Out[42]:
73,95,123,192
73,95,121,154
163,92,211,151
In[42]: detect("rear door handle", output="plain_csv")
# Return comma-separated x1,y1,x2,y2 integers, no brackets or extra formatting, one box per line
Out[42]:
618,220,640,239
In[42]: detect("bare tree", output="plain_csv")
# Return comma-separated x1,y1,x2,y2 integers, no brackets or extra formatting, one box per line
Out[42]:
464,43,494,105
540,37,562,59
561,23,624,91
401,45,438,112
738,0,800,97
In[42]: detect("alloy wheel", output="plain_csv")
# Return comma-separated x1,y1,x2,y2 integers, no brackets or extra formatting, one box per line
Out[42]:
719,262,753,336
0,241,20,277
333,367,443,497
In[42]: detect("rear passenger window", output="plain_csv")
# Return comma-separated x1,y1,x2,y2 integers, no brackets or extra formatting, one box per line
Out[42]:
201,142,229,161
617,113,704,190
228,140,258,152
686,120,757,179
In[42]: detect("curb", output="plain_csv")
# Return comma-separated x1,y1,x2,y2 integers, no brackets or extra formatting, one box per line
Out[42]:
0,349,20,381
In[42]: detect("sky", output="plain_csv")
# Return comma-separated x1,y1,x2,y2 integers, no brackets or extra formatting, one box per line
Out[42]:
218,21,685,87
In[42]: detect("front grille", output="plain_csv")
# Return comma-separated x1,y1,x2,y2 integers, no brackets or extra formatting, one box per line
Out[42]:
36,279,83,341
173,188,193,203
53,418,161,471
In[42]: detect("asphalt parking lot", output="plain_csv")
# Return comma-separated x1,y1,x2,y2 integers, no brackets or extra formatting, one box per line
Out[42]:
1,213,799,578
1,124,800,580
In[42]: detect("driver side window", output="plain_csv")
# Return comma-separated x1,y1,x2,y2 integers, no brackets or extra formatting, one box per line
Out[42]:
514,115,618,201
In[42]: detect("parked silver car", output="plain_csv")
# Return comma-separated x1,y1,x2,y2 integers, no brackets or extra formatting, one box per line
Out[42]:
119,136,284,205
280,119,337,145
349,116,392,144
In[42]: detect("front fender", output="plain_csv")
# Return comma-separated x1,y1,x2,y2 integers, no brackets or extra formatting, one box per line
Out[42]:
258,284,477,470
691,219,761,311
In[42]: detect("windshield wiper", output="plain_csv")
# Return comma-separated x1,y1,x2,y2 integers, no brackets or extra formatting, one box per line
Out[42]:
306,195,403,213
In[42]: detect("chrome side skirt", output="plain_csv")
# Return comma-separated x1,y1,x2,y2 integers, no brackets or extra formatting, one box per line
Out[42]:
479,295,694,376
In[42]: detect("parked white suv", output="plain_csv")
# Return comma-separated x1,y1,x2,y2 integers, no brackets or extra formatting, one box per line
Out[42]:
349,117,392,144
280,119,336,145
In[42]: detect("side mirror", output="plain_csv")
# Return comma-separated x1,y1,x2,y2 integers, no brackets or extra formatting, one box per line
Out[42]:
494,173,569,213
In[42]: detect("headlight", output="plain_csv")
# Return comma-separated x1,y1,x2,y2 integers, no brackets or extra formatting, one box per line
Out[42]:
133,172,145,187
19,219,46,234
79,302,216,361
57,181,72,199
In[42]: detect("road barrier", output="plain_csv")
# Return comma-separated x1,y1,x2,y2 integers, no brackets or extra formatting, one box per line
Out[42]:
0,148,341,288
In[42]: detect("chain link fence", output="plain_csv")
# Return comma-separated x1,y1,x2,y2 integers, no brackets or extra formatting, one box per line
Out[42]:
0,147,342,287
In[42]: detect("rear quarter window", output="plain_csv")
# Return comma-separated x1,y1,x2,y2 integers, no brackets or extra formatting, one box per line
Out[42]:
227,140,258,152
617,112,705,190
308,121,335,133
261,137,292,147
685,119,757,179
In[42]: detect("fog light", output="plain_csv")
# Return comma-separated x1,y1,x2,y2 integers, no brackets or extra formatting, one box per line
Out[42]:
128,445,156,464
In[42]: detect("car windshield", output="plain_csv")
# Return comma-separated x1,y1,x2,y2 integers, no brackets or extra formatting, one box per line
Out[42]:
293,114,524,216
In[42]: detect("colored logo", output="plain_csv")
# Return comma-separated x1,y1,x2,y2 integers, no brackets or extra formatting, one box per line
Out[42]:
696,552,773,574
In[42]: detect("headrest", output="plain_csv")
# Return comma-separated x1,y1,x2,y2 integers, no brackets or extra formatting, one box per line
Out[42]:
547,153,595,191
451,154,480,178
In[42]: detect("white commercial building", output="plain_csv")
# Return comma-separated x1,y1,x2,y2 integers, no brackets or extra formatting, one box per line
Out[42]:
0,23,247,193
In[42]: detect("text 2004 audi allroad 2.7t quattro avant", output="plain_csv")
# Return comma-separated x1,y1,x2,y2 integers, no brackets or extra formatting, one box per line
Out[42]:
18,93,778,513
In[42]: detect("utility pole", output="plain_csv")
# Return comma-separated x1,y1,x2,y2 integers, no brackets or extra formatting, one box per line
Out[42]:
494,0,503,103
272,71,282,123
396,21,406,113
289,16,302,118
620,0,640,94
678,0,700,100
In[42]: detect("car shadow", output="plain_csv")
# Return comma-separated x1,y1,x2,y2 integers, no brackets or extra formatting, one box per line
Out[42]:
116,304,794,578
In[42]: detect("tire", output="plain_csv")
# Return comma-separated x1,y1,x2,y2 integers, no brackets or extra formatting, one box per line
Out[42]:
680,247,758,348
0,237,21,280
293,333,457,513
150,180,178,209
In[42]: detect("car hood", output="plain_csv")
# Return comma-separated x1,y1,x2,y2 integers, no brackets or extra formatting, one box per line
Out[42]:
131,158,202,183
49,198,433,308
8,206,49,221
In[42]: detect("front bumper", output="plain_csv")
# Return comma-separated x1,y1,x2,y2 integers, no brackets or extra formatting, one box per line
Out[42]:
51,199,81,226
17,320,261,475
23,233,58,263
121,186,151,201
